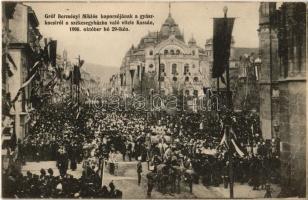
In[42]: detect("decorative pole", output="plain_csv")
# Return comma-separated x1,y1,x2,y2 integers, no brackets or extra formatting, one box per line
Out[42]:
223,6,234,199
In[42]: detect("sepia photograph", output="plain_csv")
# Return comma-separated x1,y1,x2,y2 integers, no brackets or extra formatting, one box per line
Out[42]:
1,1,307,199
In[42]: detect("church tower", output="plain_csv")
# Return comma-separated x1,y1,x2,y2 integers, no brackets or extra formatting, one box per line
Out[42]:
258,2,279,140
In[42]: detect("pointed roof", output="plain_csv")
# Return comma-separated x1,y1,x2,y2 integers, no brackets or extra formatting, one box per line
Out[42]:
188,35,197,46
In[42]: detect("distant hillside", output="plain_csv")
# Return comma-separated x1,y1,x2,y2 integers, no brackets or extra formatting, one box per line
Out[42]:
82,63,119,83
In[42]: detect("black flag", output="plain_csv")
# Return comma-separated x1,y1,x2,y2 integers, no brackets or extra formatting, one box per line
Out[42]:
212,18,235,78
49,40,57,67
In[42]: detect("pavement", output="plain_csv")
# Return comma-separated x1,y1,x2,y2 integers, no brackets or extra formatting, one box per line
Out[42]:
21,157,281,199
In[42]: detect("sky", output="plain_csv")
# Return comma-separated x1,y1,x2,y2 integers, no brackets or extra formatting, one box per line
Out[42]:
26,1,260,68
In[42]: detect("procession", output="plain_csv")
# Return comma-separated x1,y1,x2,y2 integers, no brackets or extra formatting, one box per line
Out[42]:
2,1,306,199
3,98,281,198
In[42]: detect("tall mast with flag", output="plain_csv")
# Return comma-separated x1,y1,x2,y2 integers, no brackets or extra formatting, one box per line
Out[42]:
212,6,235,108
212,6,235,198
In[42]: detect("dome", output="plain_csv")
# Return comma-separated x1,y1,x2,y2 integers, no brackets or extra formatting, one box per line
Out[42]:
164,13,176,25
159,13,184,41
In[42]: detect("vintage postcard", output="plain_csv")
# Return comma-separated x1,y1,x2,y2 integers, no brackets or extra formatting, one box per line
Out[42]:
1,1,307,199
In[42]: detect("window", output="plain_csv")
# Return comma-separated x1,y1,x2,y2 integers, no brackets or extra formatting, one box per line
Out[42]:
172,63,177,75
159,63,165,75
185,90,190,96
184,64,190,75
192,50,195,55
170,49,175,55
149,50,153,55
176,49,181,55
193,77,199,82
185,76,189,82
149,64,154,69
164,49,168,55
173,77,177,81
193,90,198,97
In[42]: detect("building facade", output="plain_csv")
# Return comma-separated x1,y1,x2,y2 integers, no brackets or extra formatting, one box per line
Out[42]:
259,2,306,197
117,12,211,98
6,3,42,140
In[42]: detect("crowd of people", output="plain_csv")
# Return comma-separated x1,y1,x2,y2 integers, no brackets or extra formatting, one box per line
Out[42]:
2,167,122,198
2,98,281,198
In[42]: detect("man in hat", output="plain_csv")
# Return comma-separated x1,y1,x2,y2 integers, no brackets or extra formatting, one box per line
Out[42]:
137,160,142,186
146,171,155,197
57,146,69,177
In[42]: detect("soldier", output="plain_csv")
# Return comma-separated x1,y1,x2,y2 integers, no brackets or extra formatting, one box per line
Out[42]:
137,160,142,186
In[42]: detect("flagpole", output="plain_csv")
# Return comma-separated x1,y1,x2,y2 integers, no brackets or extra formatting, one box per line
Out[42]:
217,77,220,97
77,55,81,111
224,6,234,199
158,53,161,95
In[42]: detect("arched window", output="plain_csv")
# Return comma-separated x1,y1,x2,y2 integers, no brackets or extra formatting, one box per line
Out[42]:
149,50,153,55
193,90,198,97
164,49,168,55
193,77,199,82
192,50,195,55
149,64,154,69
170,49,175,55
176,49,181,55
172,63,177,75
184,64,190,75
185,76,189,82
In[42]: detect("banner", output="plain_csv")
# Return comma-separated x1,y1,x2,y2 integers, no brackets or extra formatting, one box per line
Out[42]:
212,17,235,78
11,71,38,103
49,40,57,67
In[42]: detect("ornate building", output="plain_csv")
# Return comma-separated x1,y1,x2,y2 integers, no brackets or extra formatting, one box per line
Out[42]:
117,11,211,97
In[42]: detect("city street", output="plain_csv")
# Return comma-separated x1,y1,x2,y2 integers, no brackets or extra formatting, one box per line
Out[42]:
22,155,281,199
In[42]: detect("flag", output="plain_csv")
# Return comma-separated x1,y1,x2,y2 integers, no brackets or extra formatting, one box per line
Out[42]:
212,17,235,78
219,131,227,146
11,71,38,103
73,65,81,84
45,75,57,89
231,139,245,157
49,40,57,67
6,53,17,76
